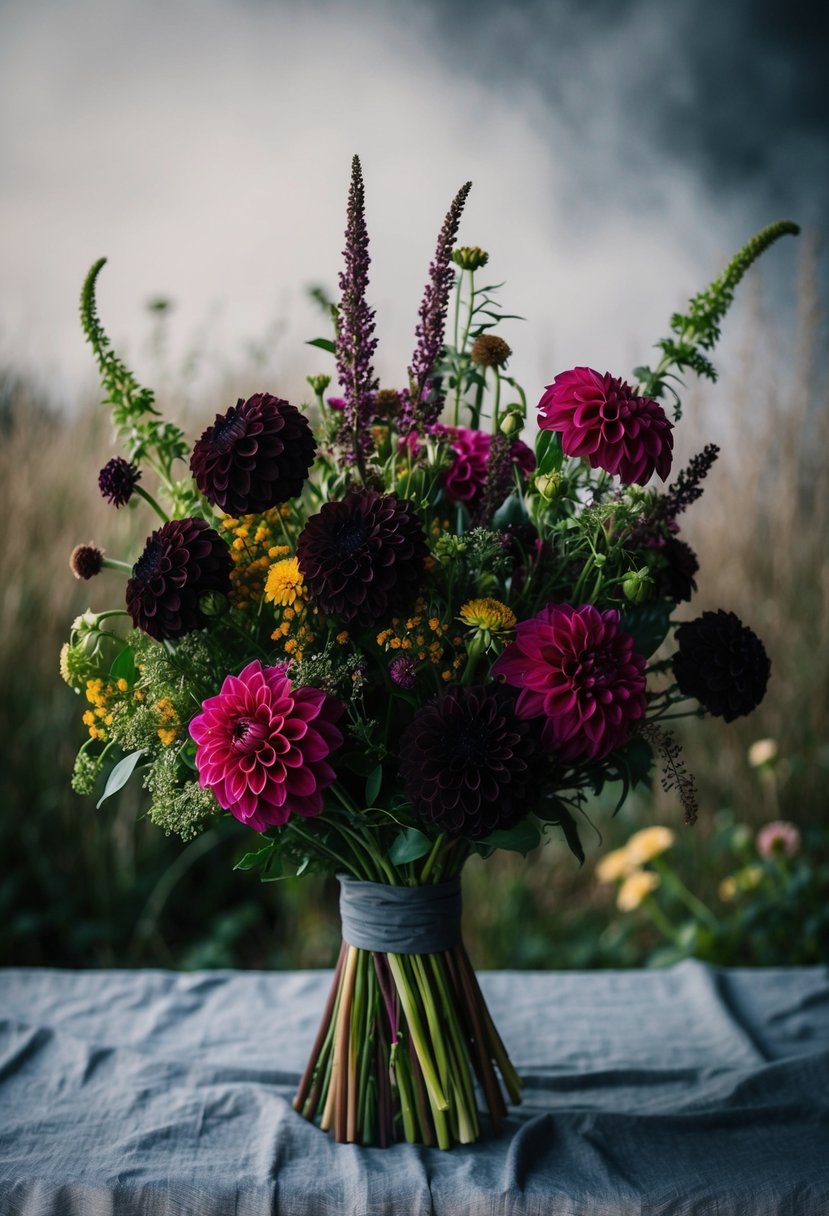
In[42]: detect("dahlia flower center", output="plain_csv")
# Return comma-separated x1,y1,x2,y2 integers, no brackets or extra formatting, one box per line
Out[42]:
564,649,614,692
212,410,247,452
133,540,163,581
448,723,488,765
231,715,270,754
332,519,370,559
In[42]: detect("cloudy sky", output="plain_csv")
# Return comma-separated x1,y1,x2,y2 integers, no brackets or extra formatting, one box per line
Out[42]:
1,0,823,409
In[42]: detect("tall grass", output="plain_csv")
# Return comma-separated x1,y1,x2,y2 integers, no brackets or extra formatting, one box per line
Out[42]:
1,256,826,970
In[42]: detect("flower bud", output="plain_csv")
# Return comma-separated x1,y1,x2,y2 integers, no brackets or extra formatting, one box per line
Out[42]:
622,568,654,604
534,472,563,501
70,543,103,581
452,246,489,271
307,373,331,395
499,409,524,437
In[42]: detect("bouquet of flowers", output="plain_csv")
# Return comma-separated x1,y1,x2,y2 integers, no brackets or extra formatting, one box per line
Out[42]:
62,154,796,1148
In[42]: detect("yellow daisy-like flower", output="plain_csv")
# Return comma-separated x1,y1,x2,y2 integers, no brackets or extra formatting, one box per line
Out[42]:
458,598,517,635
595,847,635,884
617,869,661,912
265,556,306,608
625,825,675,865
719,876,738,902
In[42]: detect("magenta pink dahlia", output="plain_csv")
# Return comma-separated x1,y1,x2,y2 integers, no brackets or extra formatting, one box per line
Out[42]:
491,603,647,761
537,368,673,485
189,660,344,831
440,426,535,505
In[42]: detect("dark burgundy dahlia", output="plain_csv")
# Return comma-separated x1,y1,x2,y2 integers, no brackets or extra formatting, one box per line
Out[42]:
190,393,316,515
296,489,426,626
651,535,699,603
98,457,140,507
672,610,770,721
399,685,538,840
126,518,232,640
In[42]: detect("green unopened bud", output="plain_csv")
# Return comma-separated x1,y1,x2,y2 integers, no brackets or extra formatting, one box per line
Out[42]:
199,592,229,619
622,568,654,605
452,246,489,271
499,409,524,437
534,472,564,501
307,373,331,396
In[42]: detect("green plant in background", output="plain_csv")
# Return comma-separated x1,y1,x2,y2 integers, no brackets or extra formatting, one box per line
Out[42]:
595,744,829,966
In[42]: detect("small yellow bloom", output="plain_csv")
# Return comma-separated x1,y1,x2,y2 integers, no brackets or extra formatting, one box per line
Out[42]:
617,869,661,912
595,847,635,884
625,826,675,865
264,557,306,608
336,630,349,645
748,738,778,768
719,876,738,902
459,598,517,635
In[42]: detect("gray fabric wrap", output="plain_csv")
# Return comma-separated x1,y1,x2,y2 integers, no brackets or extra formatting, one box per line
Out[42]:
338,874,462,953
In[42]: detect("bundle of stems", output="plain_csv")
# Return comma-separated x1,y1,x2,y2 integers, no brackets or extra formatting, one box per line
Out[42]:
293,940,522,1149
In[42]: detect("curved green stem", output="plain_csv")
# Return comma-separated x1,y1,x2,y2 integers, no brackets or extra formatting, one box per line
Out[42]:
133,484,169,523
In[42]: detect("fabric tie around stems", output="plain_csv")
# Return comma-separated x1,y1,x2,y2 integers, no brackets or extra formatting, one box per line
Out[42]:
338,874,462,954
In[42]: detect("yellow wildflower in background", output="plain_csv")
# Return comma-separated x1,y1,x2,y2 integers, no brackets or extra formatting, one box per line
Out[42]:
595,847,635,884
265,556,306,608
625,826,675,865
459,598,516,636
617,870,661,912
748,738,778,767
719,876,738,902
155,697,179,746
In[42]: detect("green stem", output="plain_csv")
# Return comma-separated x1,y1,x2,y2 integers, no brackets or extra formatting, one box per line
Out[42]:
133,484,169,523
386,953,449,1120
419,833,447,884
643,894,683,945
101,557,134,574
652,857,719,930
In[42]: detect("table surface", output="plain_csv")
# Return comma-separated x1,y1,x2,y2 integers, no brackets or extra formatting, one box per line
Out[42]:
1,961,828,1215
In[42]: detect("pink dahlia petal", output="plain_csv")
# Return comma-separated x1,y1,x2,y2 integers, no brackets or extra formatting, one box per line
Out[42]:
538,367,673,486
188,660,343,831
493,602,647,762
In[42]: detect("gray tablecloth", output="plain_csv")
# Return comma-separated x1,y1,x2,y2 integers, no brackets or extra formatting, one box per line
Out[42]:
0,961,827,1215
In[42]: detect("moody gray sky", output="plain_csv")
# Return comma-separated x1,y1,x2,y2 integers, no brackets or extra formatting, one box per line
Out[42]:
1,0,822,409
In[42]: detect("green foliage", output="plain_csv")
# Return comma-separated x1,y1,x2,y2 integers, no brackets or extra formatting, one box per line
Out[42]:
636,220,799,413
80,258,188,478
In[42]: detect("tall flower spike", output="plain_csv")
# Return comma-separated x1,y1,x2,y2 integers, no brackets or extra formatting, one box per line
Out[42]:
405,180,472,433
335,155,378,479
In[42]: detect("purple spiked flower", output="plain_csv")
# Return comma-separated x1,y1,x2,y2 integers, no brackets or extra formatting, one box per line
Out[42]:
404,181,472,433
335,155,378,477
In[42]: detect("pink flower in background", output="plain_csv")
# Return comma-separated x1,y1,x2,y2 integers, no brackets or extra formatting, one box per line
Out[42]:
189,660,343,831
756,820,800,860
538,367,673,485
326,396,346,411
440,426,535,505
492,603,647,761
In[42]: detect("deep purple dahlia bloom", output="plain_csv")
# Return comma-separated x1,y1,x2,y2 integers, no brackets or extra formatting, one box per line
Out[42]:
98,457,140,508
492,603,647,762
672,609,770,721
296,489,426,626
538,367,673,485
189,660,343,831
399,685,537,839
125,518,232,640
190,393,316,515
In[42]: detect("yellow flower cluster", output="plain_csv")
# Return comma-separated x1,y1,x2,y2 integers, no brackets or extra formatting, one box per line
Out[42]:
221,510,291,610
375,599,465,682
595,826,675,911
270,604,318,663
155,697,179,747
82,677,129,741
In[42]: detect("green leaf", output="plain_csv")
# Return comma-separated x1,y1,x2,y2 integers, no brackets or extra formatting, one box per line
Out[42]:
535,429,563,476
477,820,541,857
110,646,137,685
96,749,144,808
306,337,336,354
389,826,432,864
493,494,529,529
234,843,277,871
620,601,672,658
365,764,383,806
